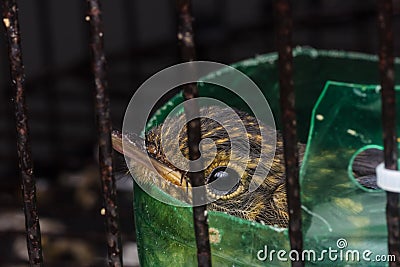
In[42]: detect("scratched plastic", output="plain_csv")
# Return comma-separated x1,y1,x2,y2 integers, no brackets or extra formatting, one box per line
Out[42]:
300,81,400,266
135,47,400,266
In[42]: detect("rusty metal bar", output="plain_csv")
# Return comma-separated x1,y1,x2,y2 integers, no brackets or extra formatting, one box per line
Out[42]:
177,0,196,61
377,0,400,265
273,0,304,266
2,0,44,266
86,1,123,266
176,1,212,266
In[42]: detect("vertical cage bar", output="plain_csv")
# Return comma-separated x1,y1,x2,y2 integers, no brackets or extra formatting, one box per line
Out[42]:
176,1,212,266
273,0,304,266
2,0,44,266
177,0,196,61
377,0,400,265
86,1,123,266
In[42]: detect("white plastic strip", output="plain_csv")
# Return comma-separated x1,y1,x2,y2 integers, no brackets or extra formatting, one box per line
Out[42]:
376,163,400,193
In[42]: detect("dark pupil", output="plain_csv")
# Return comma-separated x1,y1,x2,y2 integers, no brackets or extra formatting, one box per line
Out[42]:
206,166,240,196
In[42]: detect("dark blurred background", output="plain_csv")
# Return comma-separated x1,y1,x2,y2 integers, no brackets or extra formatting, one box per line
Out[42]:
0,0,398,266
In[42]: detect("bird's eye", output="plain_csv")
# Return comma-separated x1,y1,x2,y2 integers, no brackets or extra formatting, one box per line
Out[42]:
206,166,241,196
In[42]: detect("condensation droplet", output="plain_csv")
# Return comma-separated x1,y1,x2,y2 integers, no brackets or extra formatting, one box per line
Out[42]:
347,129,357,136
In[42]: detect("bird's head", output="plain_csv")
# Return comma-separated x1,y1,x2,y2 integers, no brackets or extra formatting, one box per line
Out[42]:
112,106,289,227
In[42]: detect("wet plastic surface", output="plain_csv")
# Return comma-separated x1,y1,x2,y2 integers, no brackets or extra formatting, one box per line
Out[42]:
301,81,400,266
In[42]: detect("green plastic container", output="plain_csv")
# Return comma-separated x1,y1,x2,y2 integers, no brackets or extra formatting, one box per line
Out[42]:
134,47,400,266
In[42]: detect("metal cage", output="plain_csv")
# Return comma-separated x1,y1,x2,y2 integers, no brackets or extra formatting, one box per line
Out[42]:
0,0,398,266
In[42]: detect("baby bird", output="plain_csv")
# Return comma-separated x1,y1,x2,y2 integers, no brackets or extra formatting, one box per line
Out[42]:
112,106,380,228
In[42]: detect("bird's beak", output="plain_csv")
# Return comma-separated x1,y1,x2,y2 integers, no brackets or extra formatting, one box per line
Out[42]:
111,130,187,188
